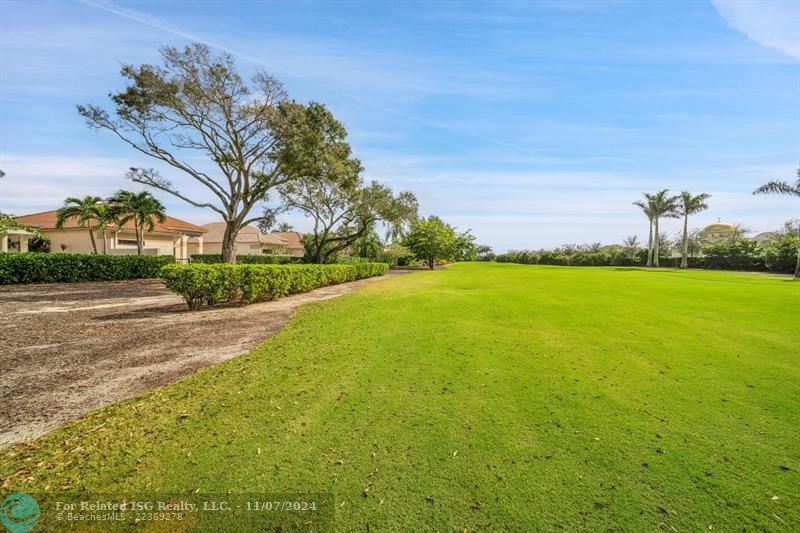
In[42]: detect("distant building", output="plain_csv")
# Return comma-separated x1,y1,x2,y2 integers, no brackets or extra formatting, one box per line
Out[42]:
12,210,207,260
267,231,305,257
195,223,291,256
699,222,737,244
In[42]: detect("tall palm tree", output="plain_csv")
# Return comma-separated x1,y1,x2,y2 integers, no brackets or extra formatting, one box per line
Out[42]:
95,203,114,254
108,190,166,255
56,196,106,254
649,189,679,267
676,191,710,269
633,195,656,267
754,167,800,278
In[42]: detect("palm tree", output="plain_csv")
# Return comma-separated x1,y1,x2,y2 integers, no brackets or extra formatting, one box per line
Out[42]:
633,195,656,267
754,167,800,278
676,191,710,269
56,196,107,254
95,203,115,254
649,189,679,267
108,190,166,255
623,235,640,259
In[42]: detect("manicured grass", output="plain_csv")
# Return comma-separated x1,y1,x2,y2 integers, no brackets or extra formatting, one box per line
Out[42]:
2,264,798,530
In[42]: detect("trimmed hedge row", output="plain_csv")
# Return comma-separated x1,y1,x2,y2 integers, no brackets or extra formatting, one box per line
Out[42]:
159,262,389,309
0,253,174,284
190,254,303,264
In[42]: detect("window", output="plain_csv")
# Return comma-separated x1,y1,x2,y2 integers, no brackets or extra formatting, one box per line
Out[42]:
118,239,141,246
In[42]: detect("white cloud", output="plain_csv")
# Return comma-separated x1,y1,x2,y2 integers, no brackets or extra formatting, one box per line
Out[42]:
711,0,800,61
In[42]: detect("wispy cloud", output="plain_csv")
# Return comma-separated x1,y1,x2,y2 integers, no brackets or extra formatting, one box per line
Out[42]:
711,0,800,61
78,0,549,157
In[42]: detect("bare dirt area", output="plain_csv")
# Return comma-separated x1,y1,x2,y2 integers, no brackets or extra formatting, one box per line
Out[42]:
0,273,403,447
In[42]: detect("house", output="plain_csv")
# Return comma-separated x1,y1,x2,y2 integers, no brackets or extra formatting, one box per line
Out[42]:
12,210,207,260
267,231,305,257
192,223,291,256
699,222,737,244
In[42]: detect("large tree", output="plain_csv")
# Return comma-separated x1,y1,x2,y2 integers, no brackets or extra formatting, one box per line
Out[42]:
754,167,800,278
277,103,417,264
55,196,108,254
107,190,166,255
676,191,710,269
78,44,314,263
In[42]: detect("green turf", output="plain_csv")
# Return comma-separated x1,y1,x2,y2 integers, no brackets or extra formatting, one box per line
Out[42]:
2,264,798,530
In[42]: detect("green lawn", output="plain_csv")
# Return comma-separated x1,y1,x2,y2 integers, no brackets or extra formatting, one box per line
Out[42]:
2,264,798,530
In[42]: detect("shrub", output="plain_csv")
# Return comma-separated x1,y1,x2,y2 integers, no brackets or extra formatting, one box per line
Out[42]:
699,240,765,271
335,255,371,264
762,234,799,274
160,262,389,309
0,253,173,285
190,254,302,264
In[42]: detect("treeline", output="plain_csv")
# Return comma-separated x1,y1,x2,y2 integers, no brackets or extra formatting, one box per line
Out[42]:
495,232,798,274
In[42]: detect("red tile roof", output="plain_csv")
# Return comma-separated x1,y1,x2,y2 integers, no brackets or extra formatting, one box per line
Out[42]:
14,210,208,236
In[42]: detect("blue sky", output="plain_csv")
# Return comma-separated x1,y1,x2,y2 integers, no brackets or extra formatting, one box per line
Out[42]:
1,0,798,251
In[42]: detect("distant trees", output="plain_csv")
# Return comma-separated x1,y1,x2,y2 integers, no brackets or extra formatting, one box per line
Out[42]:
754,166,800,278
403,216,473,269
676,192,710,269
623,235,640,258
55,196,108,254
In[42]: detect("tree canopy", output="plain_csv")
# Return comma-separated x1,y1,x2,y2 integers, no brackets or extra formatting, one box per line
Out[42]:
78,44,339,263
276,102,418,264
403,216,474,269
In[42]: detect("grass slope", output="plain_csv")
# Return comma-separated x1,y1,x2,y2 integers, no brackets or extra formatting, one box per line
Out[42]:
2,264,798,530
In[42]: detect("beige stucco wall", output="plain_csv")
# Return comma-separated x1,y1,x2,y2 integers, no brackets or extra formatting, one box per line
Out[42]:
191,242,267,256
41,229,180,256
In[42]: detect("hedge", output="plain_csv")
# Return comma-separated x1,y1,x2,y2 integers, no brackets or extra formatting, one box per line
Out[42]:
159,262,389,309
0,253,174,284
190,254,303,264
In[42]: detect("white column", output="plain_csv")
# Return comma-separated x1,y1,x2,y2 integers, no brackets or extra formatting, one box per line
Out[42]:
1,235,8,253
18,235,28,253
197,236,203,255
181,234,189,260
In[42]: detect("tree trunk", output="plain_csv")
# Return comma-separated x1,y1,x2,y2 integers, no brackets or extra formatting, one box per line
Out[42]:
221,221,240,263
136,223,143,255
88,227,98,254
429,257,435,270
680,214,689,269
653,217,660,267
646,219,653,267
102,230,107,254
795,239,800,279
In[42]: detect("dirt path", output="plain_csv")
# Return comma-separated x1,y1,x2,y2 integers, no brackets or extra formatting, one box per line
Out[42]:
0,273,404,447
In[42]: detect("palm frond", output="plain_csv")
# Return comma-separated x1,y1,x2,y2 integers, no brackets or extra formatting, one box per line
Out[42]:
753,181,800,197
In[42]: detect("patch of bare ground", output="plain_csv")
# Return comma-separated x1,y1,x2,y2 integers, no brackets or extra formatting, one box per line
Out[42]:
0,273,405,447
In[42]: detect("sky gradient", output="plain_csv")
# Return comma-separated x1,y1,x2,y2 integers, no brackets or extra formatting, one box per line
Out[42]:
1,0,798,251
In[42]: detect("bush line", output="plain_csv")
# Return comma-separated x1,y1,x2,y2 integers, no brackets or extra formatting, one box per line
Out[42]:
190,254,303,264
159,262,389,309
0,253,173,284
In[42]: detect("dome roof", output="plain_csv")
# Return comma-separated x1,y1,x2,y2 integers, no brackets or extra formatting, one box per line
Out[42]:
702,223,735,233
